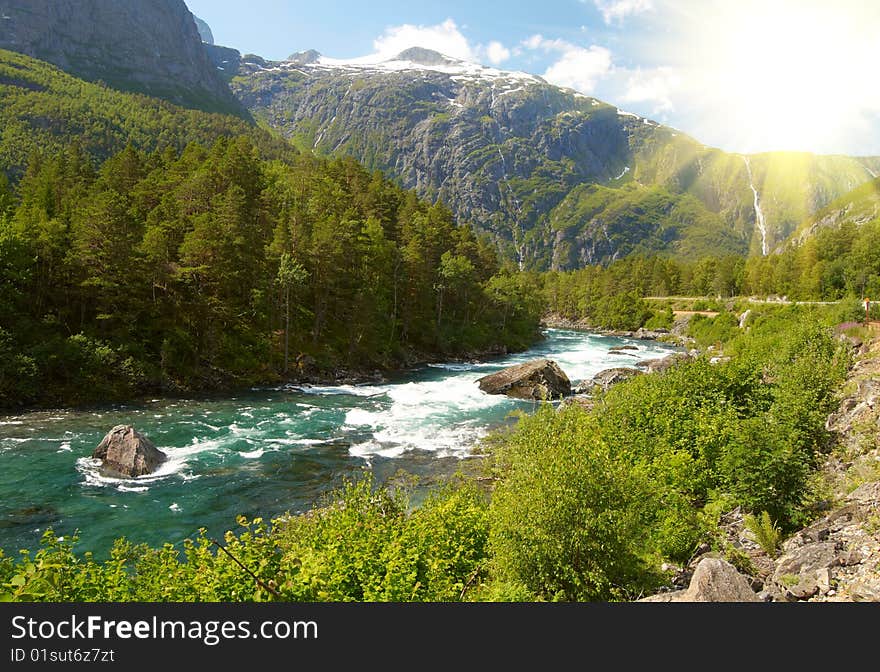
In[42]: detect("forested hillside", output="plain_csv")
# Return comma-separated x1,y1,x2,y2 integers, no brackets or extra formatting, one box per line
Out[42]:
0,138,541,408
0,49,289,180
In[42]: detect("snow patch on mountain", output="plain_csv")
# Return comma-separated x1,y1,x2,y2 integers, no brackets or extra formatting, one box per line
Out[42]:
272,48,545,86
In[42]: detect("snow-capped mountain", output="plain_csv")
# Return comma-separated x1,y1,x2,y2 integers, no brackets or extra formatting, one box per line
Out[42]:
228,46,878,267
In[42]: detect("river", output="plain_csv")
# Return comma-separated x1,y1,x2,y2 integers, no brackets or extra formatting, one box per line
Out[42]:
0,329,678,557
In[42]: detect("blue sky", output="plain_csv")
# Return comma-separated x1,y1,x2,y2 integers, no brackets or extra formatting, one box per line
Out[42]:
184,0,880,157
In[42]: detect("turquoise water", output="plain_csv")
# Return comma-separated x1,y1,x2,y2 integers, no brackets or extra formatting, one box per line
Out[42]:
0,329,678,558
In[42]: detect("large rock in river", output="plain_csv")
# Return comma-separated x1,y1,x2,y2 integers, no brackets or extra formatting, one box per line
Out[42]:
92,425,167,477
476,359,571,400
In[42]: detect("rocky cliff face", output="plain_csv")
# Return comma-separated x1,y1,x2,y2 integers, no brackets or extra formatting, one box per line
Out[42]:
0,0,241,115
791,176,880,247
193,15,213,44
230,49,879,268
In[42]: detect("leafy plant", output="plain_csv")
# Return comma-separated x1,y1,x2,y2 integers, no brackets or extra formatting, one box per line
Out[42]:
743,511,782,558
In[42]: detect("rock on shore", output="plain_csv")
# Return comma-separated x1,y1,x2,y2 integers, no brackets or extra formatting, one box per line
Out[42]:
574,367,644,394
639,558,761,602
636,351,694,374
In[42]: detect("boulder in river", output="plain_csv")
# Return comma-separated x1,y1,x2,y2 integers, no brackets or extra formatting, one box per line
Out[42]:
92,425,167,477
476,359,571,400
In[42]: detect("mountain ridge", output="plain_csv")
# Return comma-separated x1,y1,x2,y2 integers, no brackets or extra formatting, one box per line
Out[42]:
229,46,880,267
3,0,879,269
0,0,243,116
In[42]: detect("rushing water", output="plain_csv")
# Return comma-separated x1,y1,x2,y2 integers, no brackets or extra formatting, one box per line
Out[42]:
0,329,678,557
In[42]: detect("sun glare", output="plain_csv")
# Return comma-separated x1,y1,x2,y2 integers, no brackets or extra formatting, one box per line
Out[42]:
666,0,878,154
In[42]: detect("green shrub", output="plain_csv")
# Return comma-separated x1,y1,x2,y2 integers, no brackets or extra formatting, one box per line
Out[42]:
1,477,490,603
488,405,661,601
591,292,653,331
720,418,810,524
644,306,674,330
687,312,740,348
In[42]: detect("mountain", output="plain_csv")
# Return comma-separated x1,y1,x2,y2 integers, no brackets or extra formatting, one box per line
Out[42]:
0,0,241,116
0,49,292,180
228,47,880,268
790,176,880,246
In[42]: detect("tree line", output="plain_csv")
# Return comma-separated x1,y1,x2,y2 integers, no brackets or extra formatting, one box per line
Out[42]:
544,222,880,330
0,138,542,408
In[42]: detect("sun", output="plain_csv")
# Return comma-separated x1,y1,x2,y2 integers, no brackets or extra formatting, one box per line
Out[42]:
664,0,878,154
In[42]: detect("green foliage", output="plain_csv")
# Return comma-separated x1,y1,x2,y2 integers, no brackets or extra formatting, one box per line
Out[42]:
542,255,745,329
644,306,674,330
721,544,758,577
743,511,782,558
745,211,880,301
687,312,740,348
483,311,847,600
0,137,541,408
275,477,489,601
592,292,653,331
0,49,291,181
549,183,746,267
1,478,490,603
488,406,663,601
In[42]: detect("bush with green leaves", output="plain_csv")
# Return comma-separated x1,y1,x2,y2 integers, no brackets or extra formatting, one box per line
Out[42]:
0,476,490,603
484,311,848,601
488,405,663,601
591,292,653,331
687,312,741,348
644,306,674,330
273,477,490,601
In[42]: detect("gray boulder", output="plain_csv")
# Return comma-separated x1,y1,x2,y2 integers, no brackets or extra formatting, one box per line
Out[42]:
476,359,571,400
640,558,760,602
93,425,167,478
588,367,644,392
636,351,692,373
773,542,840,580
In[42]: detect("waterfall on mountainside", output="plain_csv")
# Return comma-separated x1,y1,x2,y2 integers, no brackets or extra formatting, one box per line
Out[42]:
743,156,768,256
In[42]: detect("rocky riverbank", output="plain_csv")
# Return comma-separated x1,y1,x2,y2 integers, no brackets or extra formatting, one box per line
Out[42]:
639,334,880,602
281,342,517,389
541,313,695,348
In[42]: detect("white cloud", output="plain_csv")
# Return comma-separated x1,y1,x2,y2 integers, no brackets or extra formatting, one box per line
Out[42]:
522,35,570,53
371,19,477,62
485,41,511,65
544,47,613,93
619,66,679,114
521,35,613,93
592,0,654,24
351,19,511,67
521,34,544,51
